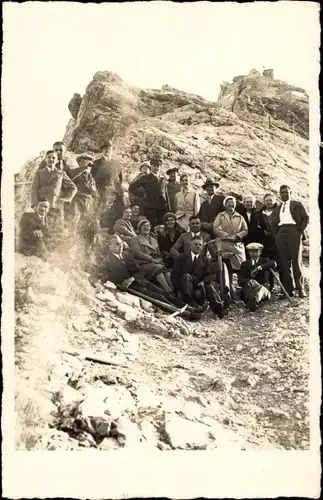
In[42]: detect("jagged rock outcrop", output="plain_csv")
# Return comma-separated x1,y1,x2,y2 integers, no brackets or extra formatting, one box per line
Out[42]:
16,70,309,216
219,72,309,139
68,93,82,119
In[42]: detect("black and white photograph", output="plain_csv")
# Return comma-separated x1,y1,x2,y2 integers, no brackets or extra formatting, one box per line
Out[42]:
1,1,320,498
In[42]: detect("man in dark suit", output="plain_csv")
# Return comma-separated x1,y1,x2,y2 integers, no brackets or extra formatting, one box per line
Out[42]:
89,235,202,319
19,200,50,259
238,242,277,311
129,160,167,227
271,185,309,298
198,178,225,234
242,195,264,247
171,236,229,318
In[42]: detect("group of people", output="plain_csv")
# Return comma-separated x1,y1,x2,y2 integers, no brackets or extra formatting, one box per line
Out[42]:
18,145,309,320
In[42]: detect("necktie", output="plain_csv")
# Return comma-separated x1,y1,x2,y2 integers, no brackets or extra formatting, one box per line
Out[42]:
282,203,286,213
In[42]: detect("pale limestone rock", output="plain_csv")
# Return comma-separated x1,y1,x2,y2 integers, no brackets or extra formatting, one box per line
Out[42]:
58,386,84,406
164,414,214,450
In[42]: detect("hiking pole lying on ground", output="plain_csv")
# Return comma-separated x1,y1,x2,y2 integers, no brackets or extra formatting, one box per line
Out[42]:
269,268,294,305
117,285,201,321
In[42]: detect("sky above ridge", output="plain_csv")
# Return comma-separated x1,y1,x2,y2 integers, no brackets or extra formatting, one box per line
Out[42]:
2,1,320,172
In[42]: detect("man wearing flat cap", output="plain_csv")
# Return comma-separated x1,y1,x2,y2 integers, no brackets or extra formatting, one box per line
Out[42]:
65,153,98,234
197,178,225,235
128,161,151,209
165,167,181,213
238,242,277,312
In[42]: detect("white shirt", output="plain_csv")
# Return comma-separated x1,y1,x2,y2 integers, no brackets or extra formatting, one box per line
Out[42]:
251,259,260,267
278,200,296,226
112,253,122,260
191,252,199,262
246,212,252,222
207,194,215,203
190,231,201,238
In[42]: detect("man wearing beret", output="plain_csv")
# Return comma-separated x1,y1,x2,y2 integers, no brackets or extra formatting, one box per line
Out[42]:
165,167,181,213
238,242,277,311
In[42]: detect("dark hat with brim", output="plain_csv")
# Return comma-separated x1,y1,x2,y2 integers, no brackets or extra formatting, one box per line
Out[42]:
77,153,93,161
166,167,179,175
202,178,220,189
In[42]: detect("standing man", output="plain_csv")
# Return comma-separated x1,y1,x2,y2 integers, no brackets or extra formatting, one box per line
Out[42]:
68,153,98,232
174,174,201,231
271,185,309,298
31,150,77,210
129,159,167,227
198,178,225,235
165,167,181,213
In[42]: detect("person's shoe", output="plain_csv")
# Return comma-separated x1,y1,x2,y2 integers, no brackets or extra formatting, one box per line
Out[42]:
218,307,229,319
187,311,203,321
246,297,258,312
298,289,307,298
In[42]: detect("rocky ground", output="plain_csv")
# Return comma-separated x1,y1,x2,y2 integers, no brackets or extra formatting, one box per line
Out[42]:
15,253,310,452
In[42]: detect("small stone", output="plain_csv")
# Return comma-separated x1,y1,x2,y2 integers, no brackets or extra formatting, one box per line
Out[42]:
116,292,141,309
111,416,143,447
99,437,120,450
267,408,290,420
236,344,243,352
57,386,84,406
140,298,154,312
247,374,260,388
164,414,214,450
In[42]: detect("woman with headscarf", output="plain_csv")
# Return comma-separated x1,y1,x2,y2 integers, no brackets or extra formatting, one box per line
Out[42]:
156,212,183,269
113,206,137,245
130,219,174,293
213,196,248,273
174,174,201,231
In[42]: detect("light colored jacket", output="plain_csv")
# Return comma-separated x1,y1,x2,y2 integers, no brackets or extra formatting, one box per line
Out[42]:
175,189,200,231
213,211,248,270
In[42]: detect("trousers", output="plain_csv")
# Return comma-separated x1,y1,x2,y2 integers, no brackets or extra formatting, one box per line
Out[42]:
275,225,304,294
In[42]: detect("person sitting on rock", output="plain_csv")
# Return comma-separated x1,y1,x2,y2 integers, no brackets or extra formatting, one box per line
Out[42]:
130,219,173,293
89,235,203,319
238,242,277,312
170,215,212,261
165,167,181,213
156,212,183,269
174,174,201,232
171,235,229,319
113,207,137,246
18,199,50,259
197,178,224,235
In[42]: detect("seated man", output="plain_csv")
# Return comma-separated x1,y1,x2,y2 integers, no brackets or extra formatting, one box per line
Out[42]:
171,236,229,319
170,216,213,260
19,200,50,259
238,242,277,312
89,235,202,320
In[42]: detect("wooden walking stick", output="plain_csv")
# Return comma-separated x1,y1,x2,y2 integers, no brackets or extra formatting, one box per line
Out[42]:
269,268,293,304
216,238,224,300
